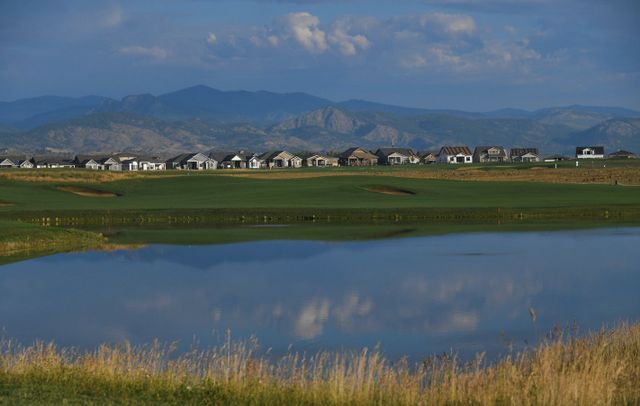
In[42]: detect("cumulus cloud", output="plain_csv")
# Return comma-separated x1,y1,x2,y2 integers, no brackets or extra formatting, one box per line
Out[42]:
329,20,370,56
419,12,476,35
119,45,168,59
281,12,328,53
206,32,217,45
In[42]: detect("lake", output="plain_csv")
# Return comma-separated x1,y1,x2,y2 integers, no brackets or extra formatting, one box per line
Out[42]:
1,227,639,361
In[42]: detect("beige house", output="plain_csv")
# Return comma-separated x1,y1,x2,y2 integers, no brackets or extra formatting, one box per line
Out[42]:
338,147,378,166
304,154,339,167
259,151,303,168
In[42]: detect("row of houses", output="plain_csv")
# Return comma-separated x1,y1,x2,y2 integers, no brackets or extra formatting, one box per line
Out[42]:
1,146,636,170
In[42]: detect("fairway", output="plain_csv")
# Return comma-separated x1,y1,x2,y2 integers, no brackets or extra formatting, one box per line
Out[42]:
1,174,639,212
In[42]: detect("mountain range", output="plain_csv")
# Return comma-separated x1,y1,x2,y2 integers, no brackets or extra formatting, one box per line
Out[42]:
1,85,639,155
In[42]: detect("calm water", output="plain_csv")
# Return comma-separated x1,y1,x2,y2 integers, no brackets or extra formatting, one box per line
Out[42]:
1,228,639,360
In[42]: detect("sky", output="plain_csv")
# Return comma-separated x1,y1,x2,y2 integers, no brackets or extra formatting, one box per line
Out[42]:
1,0,639,111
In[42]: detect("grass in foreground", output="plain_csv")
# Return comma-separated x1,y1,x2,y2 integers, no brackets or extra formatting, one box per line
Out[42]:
0,323,638,405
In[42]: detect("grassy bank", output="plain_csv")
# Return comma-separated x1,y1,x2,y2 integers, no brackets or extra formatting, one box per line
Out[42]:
0,323,638,405
0,220,105,264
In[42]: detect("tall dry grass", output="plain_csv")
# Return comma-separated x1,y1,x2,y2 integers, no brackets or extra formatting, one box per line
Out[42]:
0,323,639,404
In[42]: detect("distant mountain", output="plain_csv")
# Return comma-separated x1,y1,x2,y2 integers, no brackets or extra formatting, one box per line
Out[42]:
271,106,370,134
563,118,640,153
4,85,639,131
0,95,111,130
1,86,639,154
3,106,639,155
94,85,333,124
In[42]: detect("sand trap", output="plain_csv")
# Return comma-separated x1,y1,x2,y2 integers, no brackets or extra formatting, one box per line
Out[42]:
363,185,416,196
57,185,120,197
0,200,13,207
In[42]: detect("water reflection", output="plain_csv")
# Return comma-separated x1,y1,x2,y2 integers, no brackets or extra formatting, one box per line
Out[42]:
0,228,639,360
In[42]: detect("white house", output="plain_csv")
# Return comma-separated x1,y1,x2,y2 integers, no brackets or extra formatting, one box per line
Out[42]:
576,146,604,159
167,153,217,170
437,146,473,164
374,148,420,165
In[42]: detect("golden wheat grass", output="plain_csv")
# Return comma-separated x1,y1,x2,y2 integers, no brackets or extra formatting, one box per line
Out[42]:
0,323,639,404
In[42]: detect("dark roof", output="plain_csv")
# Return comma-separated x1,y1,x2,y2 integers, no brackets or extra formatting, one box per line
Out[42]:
167,153,198,164
32,155,75,164
258,151,297,161
374,148,416,158
0,156,29,163
339,147,377,159
418,150,437,157
609,150,636,157
510,148,538,157
576,146,605,154
439,146,472,156
134,155,165,162
473,146,507,157
209,151,238,162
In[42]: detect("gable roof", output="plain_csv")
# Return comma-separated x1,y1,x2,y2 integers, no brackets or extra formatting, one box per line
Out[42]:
609,150,636,157
418,150,437,157
576,146,605,154
339,147,377,159
375,148,417,158
258,150,299,161
439,146,472,156
510,148,539,157
473,146,507,157
167,153,214,164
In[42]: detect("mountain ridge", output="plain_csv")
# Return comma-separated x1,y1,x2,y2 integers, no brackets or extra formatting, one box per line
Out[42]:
1,86,639,155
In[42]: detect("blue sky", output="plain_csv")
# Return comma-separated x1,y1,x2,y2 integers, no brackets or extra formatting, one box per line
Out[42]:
1,0,639,110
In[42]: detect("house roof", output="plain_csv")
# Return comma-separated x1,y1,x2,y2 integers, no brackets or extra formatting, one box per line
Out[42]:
418,150,437,158
609,150,636,157
167,153,205,164
32,156,75,165
510,148,539,157
576,146,605,154
339,147,377,159
375,148,417,158
0,156,29,164
439,146,472,156
473,146,507,157
258,150,299,161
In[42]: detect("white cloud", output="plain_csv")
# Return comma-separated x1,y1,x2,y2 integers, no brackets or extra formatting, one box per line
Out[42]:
419,12,476,35
281,12,328,53
207,32,217,45
119,45,168,59
400,54,428,69
329,20,370,56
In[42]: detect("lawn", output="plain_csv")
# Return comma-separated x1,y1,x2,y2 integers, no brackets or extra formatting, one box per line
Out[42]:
1,174,639,212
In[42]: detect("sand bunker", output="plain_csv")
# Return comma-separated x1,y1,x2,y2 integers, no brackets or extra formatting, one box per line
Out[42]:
363,185,416,196
57,186,120,197
0,200,13,207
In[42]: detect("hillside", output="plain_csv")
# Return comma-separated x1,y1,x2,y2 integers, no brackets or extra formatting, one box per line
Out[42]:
1,86,639,154
563,118,640,152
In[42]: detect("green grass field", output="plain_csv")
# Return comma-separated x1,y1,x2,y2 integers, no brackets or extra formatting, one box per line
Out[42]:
1,174,639,212
1,168,639,260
